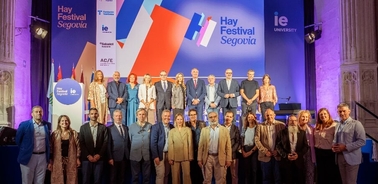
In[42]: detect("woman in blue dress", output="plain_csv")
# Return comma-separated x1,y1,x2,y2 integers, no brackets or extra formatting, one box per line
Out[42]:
126,73,139,126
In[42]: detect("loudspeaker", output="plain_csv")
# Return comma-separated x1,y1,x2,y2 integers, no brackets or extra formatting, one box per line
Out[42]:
0,127,17,145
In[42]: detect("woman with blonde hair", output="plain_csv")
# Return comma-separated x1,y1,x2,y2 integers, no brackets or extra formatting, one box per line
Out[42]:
171,73,186,119
168,113,193,184
258,74,277,120
48,115,80,184
297,110,315,184
88,70,108,124
314,108,341,184
138,73,156,124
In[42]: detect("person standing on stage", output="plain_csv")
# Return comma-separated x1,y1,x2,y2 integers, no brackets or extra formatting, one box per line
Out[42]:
155,70,173,123
223,111,241,184
16,106,51,184
107,71,128,125
255,109,285,184
205,74,221,118
217,68,240,122
198,111,232,184
185,109,206,183
48,115,80,184
88,70,108,124
108,110,130,184
172,72,186,119
332,103,366,184
129,108,152,184
258,74,277,121
126,73,139,126
138,74,156,124
240,69,259,124
79,108,109,184
168,113,193,184
186,68,206,120
151,110,174,184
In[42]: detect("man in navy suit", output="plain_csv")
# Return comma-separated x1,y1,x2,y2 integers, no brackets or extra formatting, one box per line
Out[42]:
150,110,174,184
108,110,130,184
107,71,128,125
80,108,108,184
16,106,51,184
155,70,173,122
217,69,240,122
186,68,206,120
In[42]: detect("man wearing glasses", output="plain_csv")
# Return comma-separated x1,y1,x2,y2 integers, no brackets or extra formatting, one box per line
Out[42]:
217,69,240,123
155,70,173,122
198,112,232,184
129,108,152,184
185,109,206,183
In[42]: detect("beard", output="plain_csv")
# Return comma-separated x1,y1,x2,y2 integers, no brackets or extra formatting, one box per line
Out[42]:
288,125,299,134
210,121,218,126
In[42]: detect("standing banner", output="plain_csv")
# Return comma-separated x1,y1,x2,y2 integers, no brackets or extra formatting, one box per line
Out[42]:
96,0,117,77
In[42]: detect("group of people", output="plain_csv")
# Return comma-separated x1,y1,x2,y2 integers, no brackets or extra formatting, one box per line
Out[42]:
88,68,277,126
15,68,366,184
16,101,366,184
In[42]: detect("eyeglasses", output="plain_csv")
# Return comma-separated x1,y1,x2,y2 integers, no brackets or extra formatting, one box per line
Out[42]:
208,116,217,119
189,114,197,116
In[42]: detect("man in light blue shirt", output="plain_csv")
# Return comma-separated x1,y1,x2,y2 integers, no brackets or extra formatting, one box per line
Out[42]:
332,103,366,184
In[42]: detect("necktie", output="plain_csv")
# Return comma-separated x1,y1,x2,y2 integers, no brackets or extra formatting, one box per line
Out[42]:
194,80,197,88
119,125,124,137
291,132,294,142
163,81,167,92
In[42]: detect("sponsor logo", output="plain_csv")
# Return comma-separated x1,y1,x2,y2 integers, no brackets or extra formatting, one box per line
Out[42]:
185,13,217,47
97,10,115,16
99,58,115,66
54,79,82,105
273,12,297,32
99,42,114,48
101,25,112,33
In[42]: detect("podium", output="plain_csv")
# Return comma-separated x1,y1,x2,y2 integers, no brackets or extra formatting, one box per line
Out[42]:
52,79,84,132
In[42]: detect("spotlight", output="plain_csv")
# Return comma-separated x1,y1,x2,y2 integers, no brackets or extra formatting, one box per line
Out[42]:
34,27,48,39
305,30,322,44
29,16,50,39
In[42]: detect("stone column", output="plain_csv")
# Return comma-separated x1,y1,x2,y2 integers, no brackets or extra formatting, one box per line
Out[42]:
340,0,378,137
0,0,16,127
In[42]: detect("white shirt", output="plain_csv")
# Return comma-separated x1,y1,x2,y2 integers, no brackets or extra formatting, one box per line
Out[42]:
208,85,215,102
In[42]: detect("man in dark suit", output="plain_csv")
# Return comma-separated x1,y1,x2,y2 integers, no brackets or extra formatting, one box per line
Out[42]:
185,109,206,183
16,106,51,184
150,110,174,184
107,71,128,125
154,70,173,122
276,115,308,184
217,68,240,122
186,68,206,120
80,108,109,184
108,109,130,184
223,111,241,184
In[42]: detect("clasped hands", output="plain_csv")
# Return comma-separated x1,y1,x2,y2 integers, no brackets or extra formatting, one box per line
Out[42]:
287,152,298,161
224,94,235,98
332,143,346,153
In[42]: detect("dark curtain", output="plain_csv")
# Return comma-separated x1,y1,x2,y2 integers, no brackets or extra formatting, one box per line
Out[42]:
304,0,317,111
30,0,52,121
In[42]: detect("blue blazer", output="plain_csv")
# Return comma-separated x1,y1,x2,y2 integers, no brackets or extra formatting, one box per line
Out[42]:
16,119,51,165
186,78,206,107
217,79,240,108
150,122,174,161
204,83,221,110
333,118,366,165
107,81,128,109
107,124,130,161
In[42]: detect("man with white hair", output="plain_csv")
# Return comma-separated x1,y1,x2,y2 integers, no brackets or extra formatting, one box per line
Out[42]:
276,115,308,184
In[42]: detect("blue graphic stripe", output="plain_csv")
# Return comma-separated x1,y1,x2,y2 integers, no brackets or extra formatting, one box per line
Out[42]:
116,0,144,40
184,13,203,40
